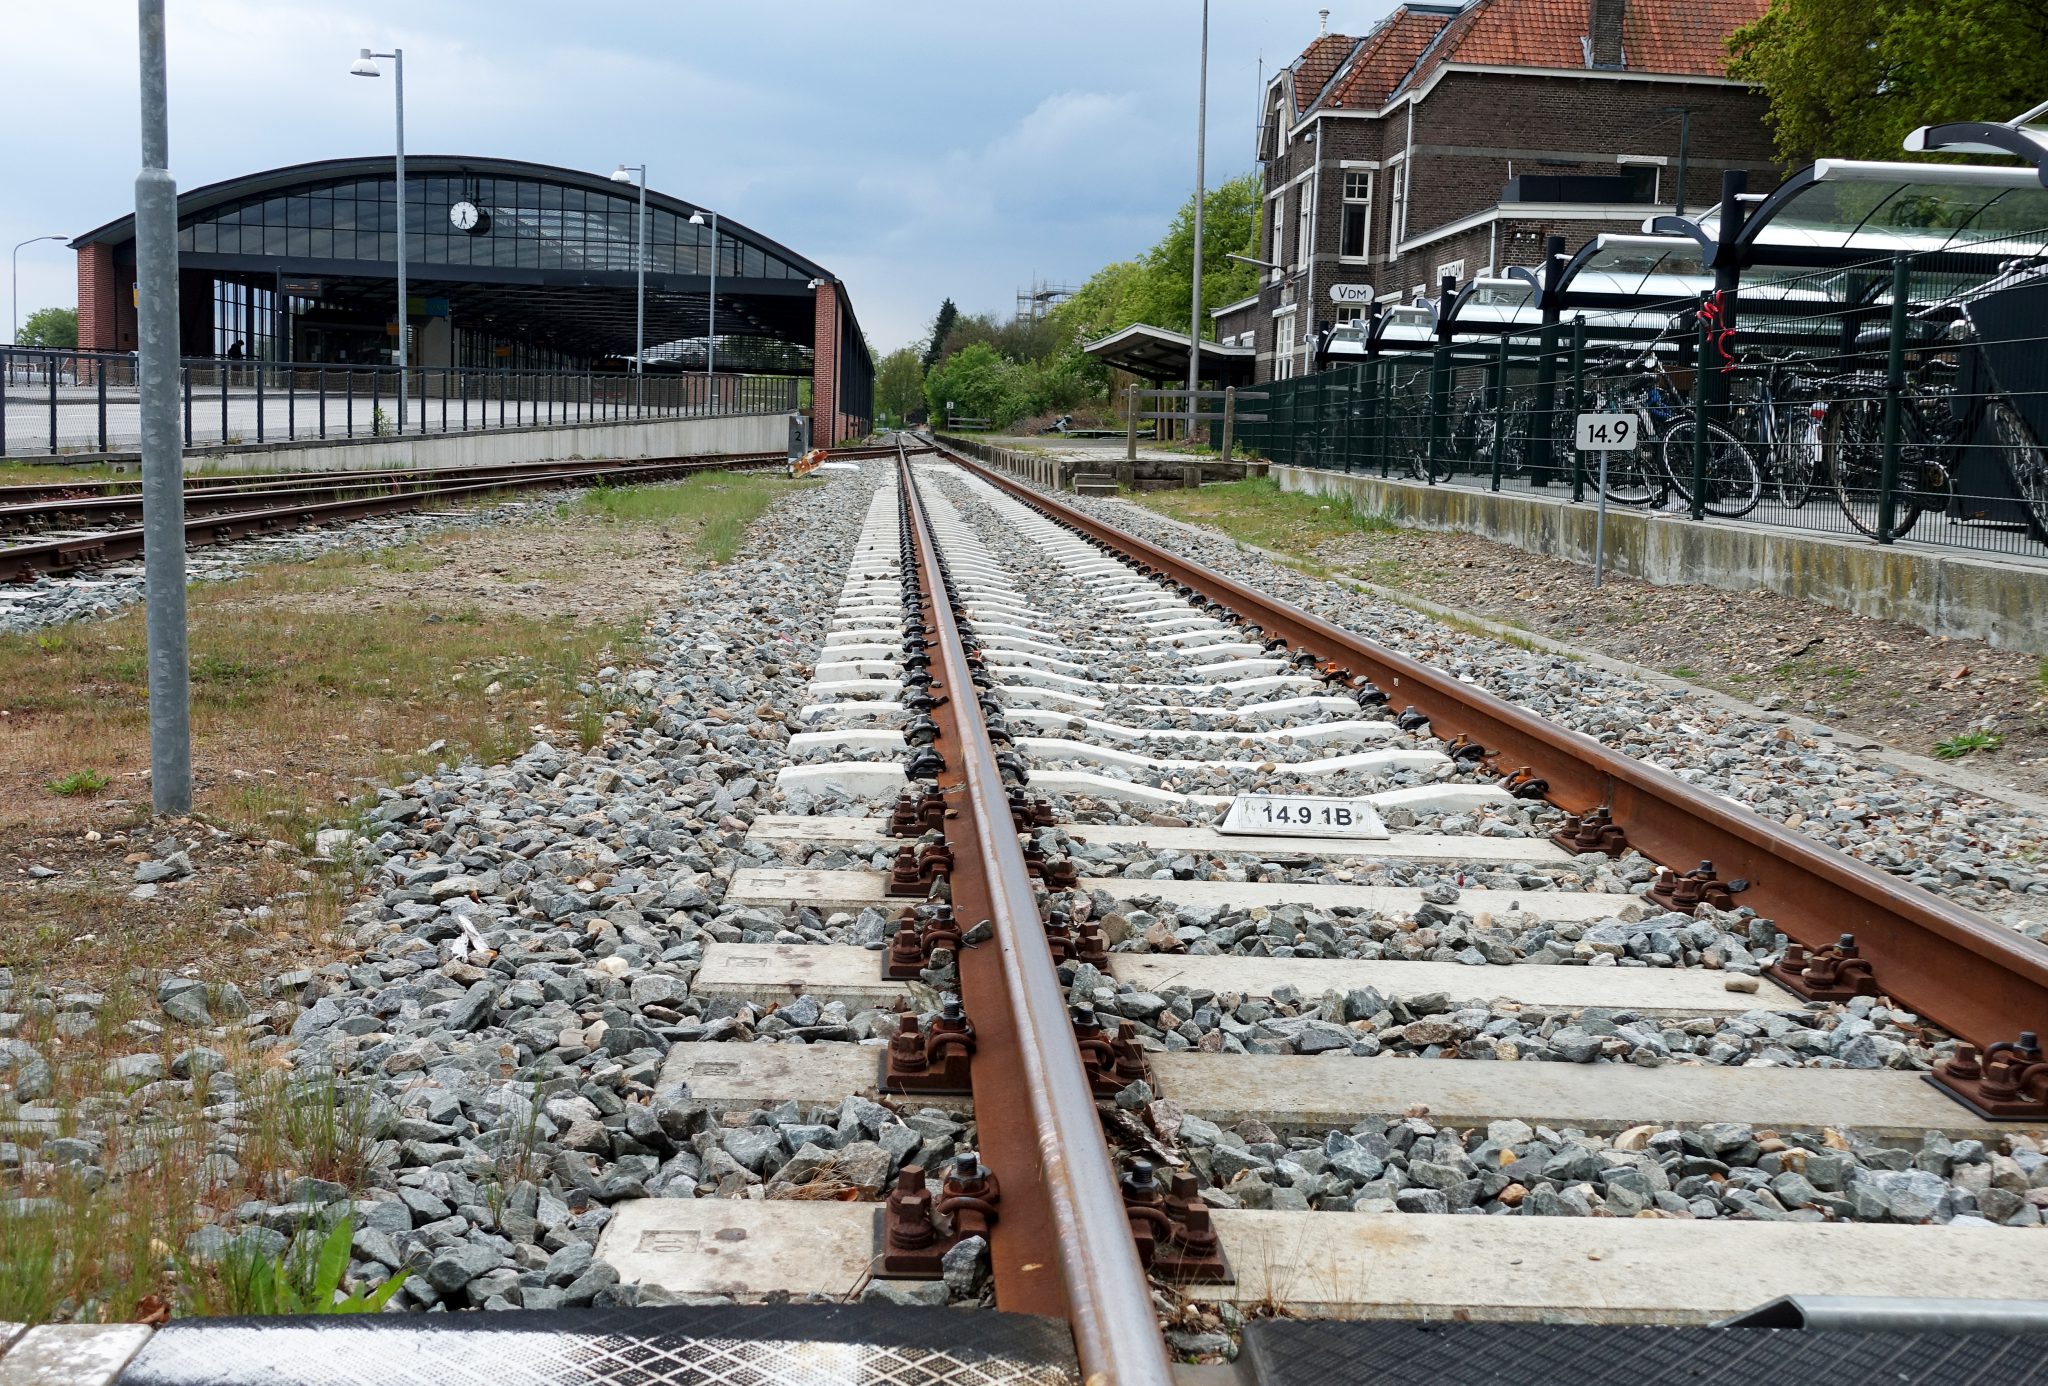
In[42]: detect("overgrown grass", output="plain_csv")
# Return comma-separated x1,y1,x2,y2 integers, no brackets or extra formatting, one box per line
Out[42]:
2,569,634,843
0,1044,389,1324
1137,477,1398,558
579,469,808,563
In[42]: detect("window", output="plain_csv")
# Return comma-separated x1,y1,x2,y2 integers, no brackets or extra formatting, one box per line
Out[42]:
1335,305,1366,325
1274,311,1296,379
1340,171,1372,260
1434,259,1465,289
1296,186,1312,272
1390,162,1409,247
1270,199,1285,282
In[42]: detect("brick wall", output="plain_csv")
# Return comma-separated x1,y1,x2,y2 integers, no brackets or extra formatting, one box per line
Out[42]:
810,279,841,444
1251,62,1781,381
76,244,120,351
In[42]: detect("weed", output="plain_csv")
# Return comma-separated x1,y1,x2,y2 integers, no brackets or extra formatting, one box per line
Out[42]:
1668,667,1701,680
46,768,110,796
193,1217,409,1316
1933,729,2003,759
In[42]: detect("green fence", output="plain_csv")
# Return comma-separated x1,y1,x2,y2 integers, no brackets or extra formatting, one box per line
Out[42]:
1234,238,2048,559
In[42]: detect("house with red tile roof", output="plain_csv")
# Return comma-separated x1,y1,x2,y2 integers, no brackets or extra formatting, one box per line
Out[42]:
1216,0,1781,382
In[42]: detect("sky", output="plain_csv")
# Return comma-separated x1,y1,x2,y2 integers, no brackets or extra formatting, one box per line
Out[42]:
0,0,1404,352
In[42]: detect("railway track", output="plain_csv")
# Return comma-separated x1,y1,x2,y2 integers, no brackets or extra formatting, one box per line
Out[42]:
0,446,903,581
585,437,2048,1380
35,438,2048,1384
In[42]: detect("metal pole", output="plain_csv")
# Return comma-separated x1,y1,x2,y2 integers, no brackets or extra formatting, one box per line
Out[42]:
1878,253,1910,544
1185,0,1208,438
1126,383,1138,461
135,0,191,816
707,211,719,409
393,48,407,432
1221,384,1236,461
1691,294,1710,521
1594,449,1611,588
634,168,646,409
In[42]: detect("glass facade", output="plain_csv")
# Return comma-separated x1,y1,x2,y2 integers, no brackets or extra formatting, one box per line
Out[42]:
175,172,810,280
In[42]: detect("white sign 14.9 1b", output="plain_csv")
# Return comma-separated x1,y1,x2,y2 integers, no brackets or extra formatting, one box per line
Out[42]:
1575,412,1643,451
1218,793,1390,839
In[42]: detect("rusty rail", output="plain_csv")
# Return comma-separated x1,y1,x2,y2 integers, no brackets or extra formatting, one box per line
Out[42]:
0,447,923,582
936,440,2048,1062
894,443,1174,1385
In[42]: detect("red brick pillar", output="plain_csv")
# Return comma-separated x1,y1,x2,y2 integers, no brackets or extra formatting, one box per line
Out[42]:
76,244,119,351
810,278,840,444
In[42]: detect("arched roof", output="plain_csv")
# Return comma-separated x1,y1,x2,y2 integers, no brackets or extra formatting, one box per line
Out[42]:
71,155,863,372
70,154,830,281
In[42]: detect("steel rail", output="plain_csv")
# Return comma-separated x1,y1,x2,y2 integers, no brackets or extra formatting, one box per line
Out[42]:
894,444,1174,1386
0,454,790,582
940,443,2048,1055
0,453,806,533
0,444,912,507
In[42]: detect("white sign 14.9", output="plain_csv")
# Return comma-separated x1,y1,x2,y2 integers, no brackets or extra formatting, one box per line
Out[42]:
1575,412,1644,451
1219,793,1390,839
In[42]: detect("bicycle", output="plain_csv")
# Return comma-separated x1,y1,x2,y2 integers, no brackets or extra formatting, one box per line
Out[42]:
1579,326,1763,518
1815,257,2048,544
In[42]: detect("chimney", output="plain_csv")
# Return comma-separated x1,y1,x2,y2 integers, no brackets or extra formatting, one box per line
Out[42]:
1318,9,1331,36
1587,0,1626,68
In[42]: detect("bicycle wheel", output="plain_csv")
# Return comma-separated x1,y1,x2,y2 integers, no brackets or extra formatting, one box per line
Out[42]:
1987,395,2048,544
1773,405,1823,508
1594,419,1660,504
1824,396,1925,539
1662,416,1762,518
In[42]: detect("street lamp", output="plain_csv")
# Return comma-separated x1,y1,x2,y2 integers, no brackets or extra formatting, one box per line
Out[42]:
11,235,67,345
1186,0,1210,439
350,46,407,430
689,207,718,409
610,163,647,408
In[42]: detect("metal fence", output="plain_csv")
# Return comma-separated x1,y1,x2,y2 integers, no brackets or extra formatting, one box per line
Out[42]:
1233,241,2048,560
0,348,799,457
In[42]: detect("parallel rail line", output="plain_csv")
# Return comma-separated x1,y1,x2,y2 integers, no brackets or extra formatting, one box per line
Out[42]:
0,447,904,582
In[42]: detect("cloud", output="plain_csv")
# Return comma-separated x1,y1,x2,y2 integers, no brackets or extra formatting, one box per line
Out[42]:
0,0,1350,351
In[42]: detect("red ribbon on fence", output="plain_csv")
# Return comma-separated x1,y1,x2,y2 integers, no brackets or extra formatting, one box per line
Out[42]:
1698,290,1739,374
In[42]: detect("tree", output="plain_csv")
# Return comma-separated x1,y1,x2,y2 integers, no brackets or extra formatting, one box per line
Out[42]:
874,346,926,424
919,299,959,373
17,306,77,349
1728,0,2048,166
924,341,1021,425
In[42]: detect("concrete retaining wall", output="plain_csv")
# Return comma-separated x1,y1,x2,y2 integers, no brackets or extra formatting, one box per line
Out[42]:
1273,466,2048,654
57,413,789,475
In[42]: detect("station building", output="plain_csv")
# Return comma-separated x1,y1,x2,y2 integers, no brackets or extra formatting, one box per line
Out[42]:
70,155,871,439
1221,0,1780,382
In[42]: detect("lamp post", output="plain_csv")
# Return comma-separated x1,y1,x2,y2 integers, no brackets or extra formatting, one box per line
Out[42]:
1186,0,1210,440
610,163,647,409
11,235,67,344
350,46,406,430
690,208,719,410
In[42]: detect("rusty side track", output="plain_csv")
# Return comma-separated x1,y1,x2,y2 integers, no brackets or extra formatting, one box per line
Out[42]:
0,447,899,582
937,442,2048,1115
0,445,910,509
892,444,1175,1386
